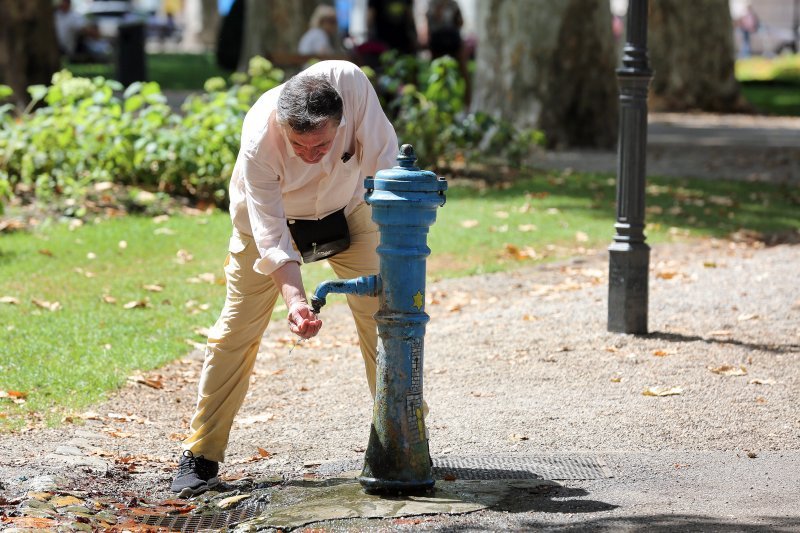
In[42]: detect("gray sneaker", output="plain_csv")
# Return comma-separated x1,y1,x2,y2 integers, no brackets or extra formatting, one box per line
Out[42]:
170,450,220,498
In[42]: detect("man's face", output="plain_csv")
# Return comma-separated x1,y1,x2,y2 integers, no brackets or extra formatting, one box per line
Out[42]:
286,120,338,164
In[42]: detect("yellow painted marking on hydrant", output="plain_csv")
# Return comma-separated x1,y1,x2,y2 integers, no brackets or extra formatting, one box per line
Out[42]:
416,407,426,440
413,291,423,310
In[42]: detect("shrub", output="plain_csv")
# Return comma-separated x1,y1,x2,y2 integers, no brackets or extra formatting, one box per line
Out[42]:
0,58,285,215
378,53,545,168
0,55,542,215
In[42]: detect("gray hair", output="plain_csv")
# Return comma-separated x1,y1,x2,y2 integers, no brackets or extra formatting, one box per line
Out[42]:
276,74,343,134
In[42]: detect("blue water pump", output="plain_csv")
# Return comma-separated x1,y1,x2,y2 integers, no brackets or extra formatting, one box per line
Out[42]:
311,144,447,494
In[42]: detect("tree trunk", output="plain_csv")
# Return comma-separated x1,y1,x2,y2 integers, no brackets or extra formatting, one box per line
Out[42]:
0,0,61,107
183,0,220,51
239,0,320,71
200,0,220,48
649,0,746,112
472,0,618,149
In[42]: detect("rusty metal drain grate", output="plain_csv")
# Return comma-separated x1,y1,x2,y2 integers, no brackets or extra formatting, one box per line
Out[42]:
133,502,268,532
315,455,613,481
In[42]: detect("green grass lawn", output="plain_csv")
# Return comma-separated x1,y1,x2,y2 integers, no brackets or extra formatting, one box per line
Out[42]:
0,171,798,430
65,53,230,91
739,81,800,116
736,54,800,116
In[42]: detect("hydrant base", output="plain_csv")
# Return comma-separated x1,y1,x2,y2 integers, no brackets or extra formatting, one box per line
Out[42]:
358,476,435,496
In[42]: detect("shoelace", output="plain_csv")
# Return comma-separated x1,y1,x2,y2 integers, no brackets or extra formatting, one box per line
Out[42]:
178,451,212,476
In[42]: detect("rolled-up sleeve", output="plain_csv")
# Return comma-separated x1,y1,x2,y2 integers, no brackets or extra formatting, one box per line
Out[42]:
241,153,302,275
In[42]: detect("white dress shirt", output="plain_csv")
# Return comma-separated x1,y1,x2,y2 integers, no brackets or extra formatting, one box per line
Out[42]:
228,61,399,276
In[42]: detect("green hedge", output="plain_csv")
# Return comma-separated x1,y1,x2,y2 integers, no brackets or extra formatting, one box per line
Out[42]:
0,55,543,215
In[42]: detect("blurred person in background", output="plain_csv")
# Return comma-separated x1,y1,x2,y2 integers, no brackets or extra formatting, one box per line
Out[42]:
425,0,470,105
298,4,349,59
367,0,418,56
54,0,111,62
736,2,760,57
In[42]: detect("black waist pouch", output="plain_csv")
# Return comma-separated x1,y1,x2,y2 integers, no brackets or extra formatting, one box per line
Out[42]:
287,207,351,263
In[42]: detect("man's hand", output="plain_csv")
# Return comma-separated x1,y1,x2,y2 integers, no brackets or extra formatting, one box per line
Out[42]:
271,262,322,339
287,301,322,339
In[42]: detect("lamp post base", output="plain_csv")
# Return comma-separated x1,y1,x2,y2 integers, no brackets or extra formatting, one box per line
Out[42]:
608,241,650,334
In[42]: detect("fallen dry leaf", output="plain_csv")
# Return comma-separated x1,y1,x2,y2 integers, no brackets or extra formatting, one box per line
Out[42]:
656,271,678,280
187,272,218,284
642,386,683,397
460,219,479,228
494,210,510,219
237,413,275,426
37,249,54,257
504,243,536,260
0,296,20,305
1,517,58,528
575,231,589,242
518,224,538,232
218,494,250,509
748,378,775,385
0,219,27,232
708,365,747,377
31,299,61,312
176,249,194,264
105,429,134,438
128,375,164,389
510,433,529,441
0,390,28,400
123,299,150,309
102,295,117,304
143,284,164,292
653,350,669,357
737,313,759,322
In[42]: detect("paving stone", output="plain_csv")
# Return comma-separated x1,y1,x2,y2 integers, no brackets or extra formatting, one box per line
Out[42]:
54,445,85,457
44,453,109,473
24,475,65,492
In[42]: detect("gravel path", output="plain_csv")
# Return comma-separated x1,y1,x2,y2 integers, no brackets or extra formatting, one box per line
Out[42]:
1,237,798,529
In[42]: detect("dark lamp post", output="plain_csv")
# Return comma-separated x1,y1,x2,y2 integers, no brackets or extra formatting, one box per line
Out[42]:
608,0,652,334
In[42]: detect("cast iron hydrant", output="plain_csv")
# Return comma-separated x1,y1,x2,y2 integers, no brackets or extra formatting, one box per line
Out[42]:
311,144,447,494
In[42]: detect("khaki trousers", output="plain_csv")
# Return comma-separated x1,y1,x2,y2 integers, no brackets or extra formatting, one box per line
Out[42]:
183,202,379,462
